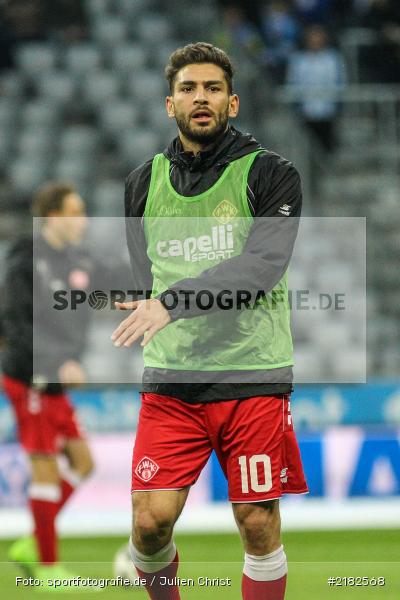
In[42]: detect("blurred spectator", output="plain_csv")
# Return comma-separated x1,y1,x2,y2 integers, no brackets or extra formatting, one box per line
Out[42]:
216,0,264,27
361,0,400,83
215,5,268,67
331,0,360,27
286,25,346,152
1,1,47,44
0,0,46,70
352,0,371,15
294,0,333,24
42,0,88,43
261,0,300,82
0,0,87,70
0,21,14,70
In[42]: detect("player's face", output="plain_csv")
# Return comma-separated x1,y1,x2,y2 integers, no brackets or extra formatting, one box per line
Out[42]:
48,193,87,245
166,63,239,147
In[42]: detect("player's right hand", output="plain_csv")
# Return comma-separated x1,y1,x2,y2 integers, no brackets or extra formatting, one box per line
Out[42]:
111,298,171,348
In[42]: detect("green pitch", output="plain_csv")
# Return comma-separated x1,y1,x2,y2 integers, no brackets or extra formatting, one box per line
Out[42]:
0,529,399,599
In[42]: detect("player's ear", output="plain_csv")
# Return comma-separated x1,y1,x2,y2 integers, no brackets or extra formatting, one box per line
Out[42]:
166,96,175,118
228,94,239,118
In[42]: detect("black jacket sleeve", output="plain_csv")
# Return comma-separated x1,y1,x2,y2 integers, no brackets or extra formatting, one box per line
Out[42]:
3,241,33,350
1,240,33,382
124,160,154,298
160,153,302,320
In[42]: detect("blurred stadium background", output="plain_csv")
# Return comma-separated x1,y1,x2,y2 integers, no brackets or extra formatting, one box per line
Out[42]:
0,0,399,598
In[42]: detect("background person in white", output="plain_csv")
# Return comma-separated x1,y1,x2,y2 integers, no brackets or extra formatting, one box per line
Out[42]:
286,24,346,152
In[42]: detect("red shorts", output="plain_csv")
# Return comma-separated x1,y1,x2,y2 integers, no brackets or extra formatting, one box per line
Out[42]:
132,393,308,502
2,375,83,454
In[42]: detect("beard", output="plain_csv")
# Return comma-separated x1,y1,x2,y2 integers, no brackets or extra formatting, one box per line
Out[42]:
174,104,230,146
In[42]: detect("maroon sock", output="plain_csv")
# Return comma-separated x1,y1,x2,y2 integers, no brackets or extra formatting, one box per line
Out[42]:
55,479,75,515
29,498,58,564
242,573,287,599
135,551,180,600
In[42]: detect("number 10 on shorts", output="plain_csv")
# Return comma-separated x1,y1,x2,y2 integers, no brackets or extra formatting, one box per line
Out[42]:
238,454,273,493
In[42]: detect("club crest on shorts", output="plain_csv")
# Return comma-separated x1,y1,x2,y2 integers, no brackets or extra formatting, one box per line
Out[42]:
135,456,159,482
280,467,288,483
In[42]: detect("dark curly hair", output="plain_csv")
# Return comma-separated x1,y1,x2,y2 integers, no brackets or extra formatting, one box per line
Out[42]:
165,42,234,94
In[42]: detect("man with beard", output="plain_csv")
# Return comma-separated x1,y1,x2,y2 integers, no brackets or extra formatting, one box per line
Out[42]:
113,42,308,600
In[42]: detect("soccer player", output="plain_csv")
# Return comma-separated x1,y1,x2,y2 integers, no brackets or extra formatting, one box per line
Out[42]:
113,42,308,600
1,182,94,583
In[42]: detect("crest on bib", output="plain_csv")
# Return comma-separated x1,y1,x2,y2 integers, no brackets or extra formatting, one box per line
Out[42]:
212,199,238,224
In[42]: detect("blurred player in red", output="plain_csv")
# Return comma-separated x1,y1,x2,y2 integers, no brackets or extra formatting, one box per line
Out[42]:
113,43,308,600
1,182,94,583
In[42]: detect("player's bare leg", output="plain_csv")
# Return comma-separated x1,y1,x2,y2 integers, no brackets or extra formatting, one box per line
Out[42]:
62,438,94,479
233,499,282,554
132,488,188,554
25,442,94,566
30,454,60,485
233,500,287,600
57,438,94,528
130,488,189,600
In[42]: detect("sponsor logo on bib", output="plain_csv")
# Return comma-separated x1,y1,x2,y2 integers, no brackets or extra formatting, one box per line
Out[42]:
156,224,235,262
157,205,183,216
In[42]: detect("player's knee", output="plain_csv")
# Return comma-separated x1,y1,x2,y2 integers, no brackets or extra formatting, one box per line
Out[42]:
235,501,279,539
237,508,269,534
78,455,95,478
133,508,174,550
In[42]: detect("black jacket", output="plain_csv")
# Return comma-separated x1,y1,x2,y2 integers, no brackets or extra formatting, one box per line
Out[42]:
1,235,95,391
124,126,302,403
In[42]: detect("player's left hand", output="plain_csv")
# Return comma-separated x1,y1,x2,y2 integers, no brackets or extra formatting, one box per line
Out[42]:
111,298,171,348
58,360,86,387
